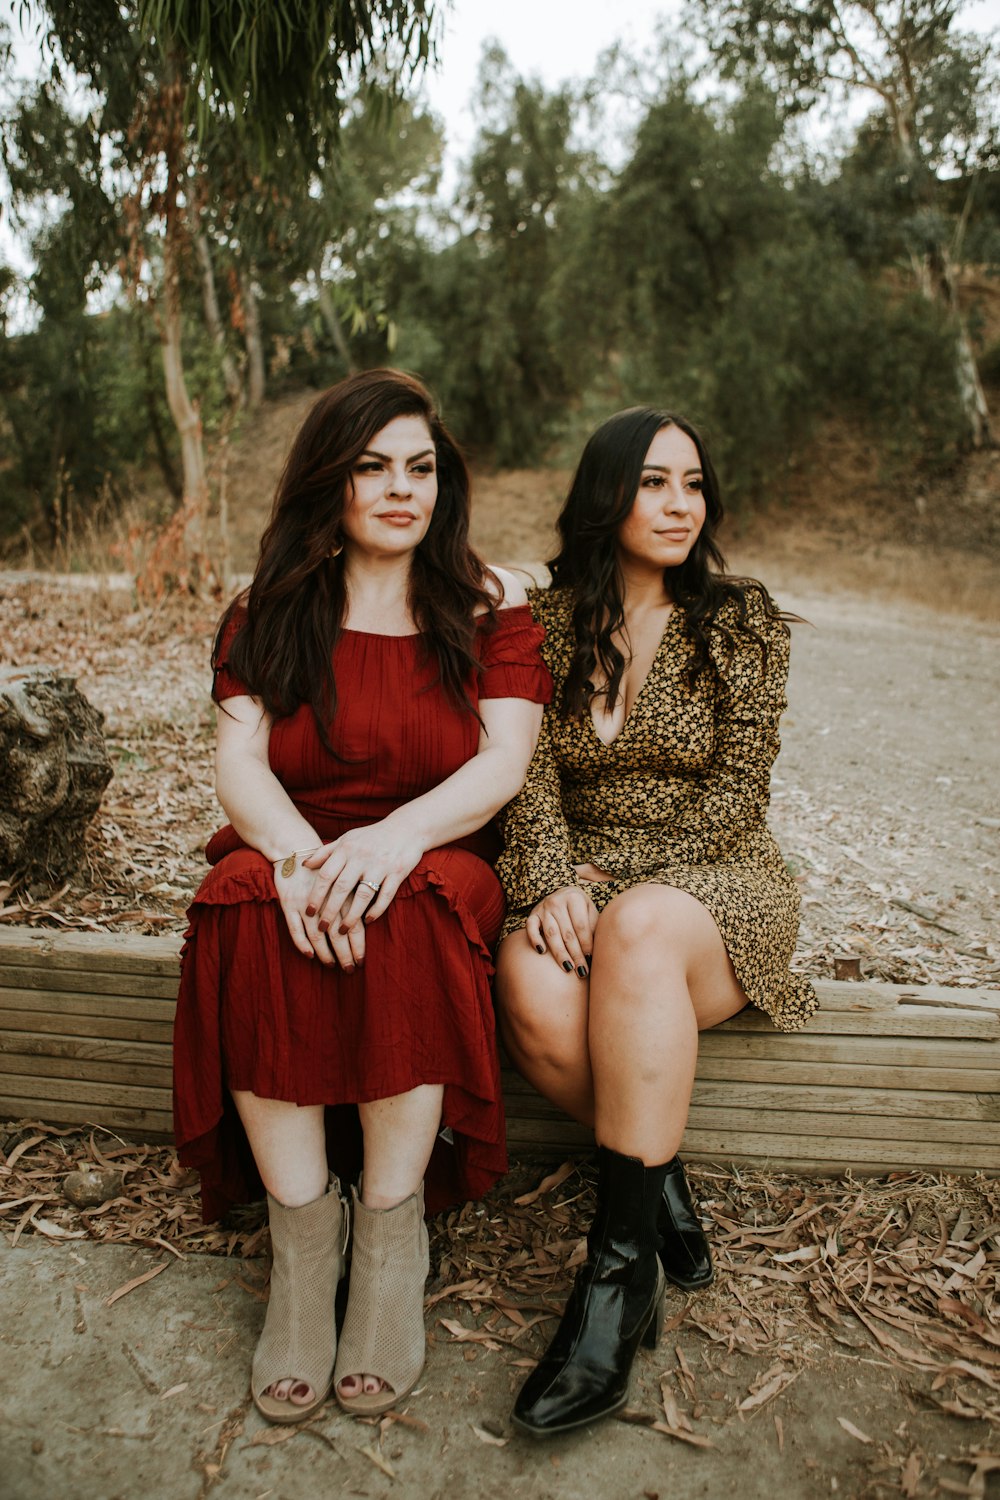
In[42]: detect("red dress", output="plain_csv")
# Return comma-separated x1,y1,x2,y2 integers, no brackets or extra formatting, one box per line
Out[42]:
173,604,550,1220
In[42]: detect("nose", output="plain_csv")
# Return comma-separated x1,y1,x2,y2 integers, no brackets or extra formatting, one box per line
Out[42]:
387,463,412,498
664,481,689,514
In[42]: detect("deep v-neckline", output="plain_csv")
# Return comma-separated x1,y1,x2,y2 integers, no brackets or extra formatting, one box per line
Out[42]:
587,607,678,749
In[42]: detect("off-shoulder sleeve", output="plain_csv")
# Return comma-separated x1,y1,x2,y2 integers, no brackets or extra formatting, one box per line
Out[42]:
211,606,251,703
478,603,552,703
495,703,580,910
669,591,791,862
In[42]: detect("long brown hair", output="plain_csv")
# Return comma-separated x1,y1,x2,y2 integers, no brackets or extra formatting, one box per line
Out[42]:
215,369,497,744
549,406,789,718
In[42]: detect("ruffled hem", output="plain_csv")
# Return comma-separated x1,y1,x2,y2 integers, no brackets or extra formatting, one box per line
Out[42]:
173,845,508,1221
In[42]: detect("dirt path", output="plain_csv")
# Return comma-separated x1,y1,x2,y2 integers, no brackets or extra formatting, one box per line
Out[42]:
0,573,997,988
771,588,1000,988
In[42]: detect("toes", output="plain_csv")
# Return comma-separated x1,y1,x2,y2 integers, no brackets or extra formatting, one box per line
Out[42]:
264,1377,314,1405
337,1373,388,1400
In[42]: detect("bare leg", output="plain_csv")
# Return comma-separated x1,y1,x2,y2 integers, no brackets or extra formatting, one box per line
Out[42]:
495,929,595,1125
337,1083,443,1400
496,887,748,1161
231,1090,329,1407
588,886,747,1163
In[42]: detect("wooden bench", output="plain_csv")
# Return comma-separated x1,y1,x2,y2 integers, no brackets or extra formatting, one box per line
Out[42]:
1,927,997,1175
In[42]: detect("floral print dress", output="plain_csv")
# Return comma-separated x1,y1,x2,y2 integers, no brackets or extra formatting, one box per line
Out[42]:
496,584,817,1032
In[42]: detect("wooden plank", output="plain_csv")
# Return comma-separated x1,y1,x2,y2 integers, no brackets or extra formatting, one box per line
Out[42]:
811,978,1000,1014
0,928,181,976
678,1129,1000,1171
504,1072,1000,1125
695,1054,996,1094
0,988,175,1023
0,1010,173,1044
0,964,179,1001
0,1031,171,1067
0,1069,170,1111
729,1006,999,1041
699,1031,1000,1070
688,1078,1000,1123
683,1104,998,1147
0,1051,173,1089
0,1093,172,1135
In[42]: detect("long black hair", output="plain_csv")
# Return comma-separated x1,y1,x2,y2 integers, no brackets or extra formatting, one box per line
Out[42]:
548,406,788,718
214,369,496,744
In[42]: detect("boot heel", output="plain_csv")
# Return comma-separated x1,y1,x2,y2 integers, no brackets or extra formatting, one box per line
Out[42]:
641,1269,667,1349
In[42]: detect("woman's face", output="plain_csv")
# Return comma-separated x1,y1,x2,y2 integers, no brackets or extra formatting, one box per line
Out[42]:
341,414,438,558
616,424,706,574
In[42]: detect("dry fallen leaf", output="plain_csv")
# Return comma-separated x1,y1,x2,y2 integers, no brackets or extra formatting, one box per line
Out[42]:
837,1417,873,1445
105,1261,169,1306
471,1424,508,1447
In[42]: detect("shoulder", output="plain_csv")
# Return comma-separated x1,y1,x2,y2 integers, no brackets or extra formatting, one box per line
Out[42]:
485,565,530,609
711,580,787,642
526,583,574,632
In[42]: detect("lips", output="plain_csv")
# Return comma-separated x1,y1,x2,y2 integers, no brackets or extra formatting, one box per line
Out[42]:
378,511,417,523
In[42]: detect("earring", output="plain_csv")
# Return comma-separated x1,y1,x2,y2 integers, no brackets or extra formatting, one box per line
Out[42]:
329,537,344,559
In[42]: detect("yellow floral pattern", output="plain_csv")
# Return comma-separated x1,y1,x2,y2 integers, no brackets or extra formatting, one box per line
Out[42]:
497,584,817,1032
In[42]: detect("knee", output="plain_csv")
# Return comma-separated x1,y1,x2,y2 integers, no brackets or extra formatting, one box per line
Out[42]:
596,886,687,952
495,944,585,1075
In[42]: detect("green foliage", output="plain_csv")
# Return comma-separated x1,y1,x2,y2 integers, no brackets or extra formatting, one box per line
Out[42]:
138,0,438,165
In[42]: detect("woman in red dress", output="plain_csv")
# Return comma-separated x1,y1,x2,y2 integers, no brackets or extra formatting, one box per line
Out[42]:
172,369,548,1424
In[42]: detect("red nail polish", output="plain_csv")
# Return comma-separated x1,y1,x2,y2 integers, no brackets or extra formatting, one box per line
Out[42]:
318,920,329,933
338,923,350,935
305,906,316,917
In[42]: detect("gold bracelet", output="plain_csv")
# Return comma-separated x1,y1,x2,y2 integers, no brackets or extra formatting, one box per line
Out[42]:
272,846,322,879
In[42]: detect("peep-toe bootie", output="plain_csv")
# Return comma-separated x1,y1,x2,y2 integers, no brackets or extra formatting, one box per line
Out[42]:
512,1146,668,1438
658,1154,714,1290
334,1183,430,1416
252,1173,348,1423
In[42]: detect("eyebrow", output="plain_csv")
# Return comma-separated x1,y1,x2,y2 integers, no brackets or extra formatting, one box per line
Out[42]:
642,464,703,477
360,447,435,462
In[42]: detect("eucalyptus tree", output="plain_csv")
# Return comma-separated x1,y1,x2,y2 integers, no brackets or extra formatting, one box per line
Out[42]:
688,0,996,445
10,0,438,581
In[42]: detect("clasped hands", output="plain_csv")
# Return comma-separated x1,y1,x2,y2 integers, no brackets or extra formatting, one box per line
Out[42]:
273,820,424,969
526,863,611,978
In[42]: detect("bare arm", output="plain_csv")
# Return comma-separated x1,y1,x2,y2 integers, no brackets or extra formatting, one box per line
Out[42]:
303,692,543,931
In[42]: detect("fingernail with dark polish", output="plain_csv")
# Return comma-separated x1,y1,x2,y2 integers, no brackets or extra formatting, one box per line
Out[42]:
562,960,573,972
535,944,545,954
577,966,588,978
338,923,350,935
343,963,355,974
318,920,328,934
305,906,316,917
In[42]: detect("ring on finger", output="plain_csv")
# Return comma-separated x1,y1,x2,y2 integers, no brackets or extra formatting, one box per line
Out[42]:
357,878,381,894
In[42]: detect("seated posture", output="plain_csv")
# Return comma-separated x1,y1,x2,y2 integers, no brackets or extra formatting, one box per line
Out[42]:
173,369,548,1423
494,406,816,1437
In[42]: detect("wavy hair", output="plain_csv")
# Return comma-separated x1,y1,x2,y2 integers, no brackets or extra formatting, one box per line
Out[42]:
548,406,788,718
215,369,497,746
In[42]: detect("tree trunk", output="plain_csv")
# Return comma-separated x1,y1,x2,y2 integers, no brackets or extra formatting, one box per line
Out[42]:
195,231,243,407
315,272,356,373
0,667,112,885
161,223,208,553
910,243,992,448
242,267,266,409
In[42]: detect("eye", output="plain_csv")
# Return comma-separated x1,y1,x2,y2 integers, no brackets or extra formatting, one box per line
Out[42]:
642,474,665,488
355,461,382,474
411,463,435,476
687,478,703,492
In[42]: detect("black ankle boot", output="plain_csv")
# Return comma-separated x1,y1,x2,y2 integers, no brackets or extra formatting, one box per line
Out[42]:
512,1146,668,1438
658,1155,713,1290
